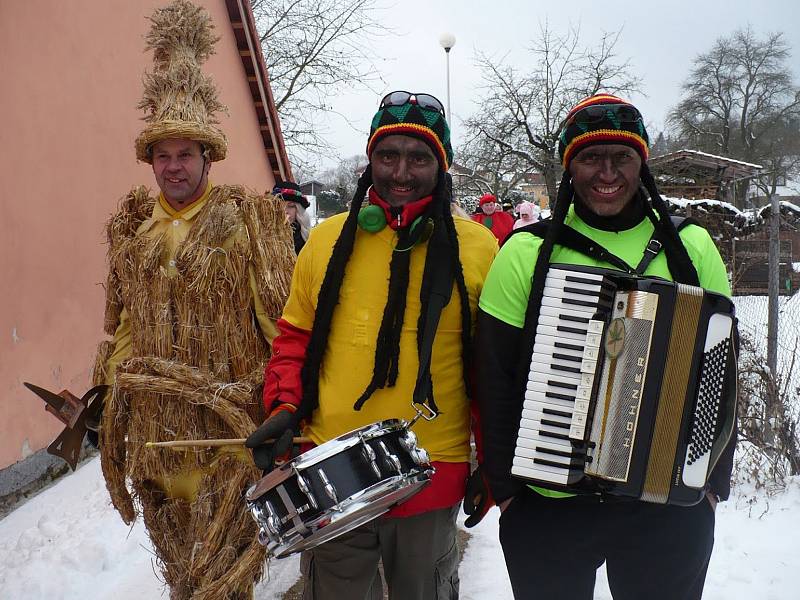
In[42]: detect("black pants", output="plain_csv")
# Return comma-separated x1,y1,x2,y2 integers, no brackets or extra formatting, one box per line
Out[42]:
499,488,715,600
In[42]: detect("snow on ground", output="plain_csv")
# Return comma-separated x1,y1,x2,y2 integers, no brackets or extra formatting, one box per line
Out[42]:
1,456,798,599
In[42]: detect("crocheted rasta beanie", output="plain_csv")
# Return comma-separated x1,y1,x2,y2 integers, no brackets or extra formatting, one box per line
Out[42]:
367,102,453,170
272,180,309,209
558,93,649,169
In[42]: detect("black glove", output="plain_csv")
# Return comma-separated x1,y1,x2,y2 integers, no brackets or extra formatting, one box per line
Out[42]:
463,466,494,528
84,387,108,449
245,408,299,471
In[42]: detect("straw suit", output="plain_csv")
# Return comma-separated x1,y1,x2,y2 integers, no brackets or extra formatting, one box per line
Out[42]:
92,2,295,598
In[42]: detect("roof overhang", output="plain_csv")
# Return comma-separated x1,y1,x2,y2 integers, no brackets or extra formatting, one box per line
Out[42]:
224,0,292,182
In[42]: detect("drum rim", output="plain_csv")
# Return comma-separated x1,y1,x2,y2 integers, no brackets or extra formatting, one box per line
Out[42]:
267,470,433,558
290,418,409,469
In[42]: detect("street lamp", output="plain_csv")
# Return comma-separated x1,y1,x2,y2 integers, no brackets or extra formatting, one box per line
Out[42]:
439,32,456,120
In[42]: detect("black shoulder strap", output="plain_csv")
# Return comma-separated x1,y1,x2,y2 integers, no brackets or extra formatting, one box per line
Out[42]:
411,226,454,419
512,215,699,275
634,215,698,275
510,219,635,273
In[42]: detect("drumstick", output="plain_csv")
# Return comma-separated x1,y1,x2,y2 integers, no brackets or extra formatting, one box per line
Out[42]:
143,437,311,449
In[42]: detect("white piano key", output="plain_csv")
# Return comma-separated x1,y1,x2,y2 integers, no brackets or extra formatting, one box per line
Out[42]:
534,340,584,359
540,303,596,321
528,369,594,388
524,391,576,410
511,462,582,486
543,278,603,294
541,296,598,315
515,434,573,451
546,268,606,283
535,324,590,343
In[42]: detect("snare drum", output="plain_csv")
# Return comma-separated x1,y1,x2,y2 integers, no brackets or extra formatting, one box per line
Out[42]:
245,419,434,558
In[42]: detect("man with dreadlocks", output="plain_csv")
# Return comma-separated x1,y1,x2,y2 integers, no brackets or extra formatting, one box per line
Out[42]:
246,91,498,599
476,94,735,600
93,2,295,599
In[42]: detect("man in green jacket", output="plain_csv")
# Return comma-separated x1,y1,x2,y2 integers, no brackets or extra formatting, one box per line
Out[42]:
477,93,734,600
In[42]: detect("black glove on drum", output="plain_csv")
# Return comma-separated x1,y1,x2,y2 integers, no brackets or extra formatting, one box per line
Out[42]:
245,408,298,472
463,466,494,528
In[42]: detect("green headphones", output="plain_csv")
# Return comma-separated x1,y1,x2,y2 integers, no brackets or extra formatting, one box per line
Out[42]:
357,205,433,248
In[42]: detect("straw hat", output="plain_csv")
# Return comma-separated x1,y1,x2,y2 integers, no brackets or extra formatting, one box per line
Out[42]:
134,0,228,163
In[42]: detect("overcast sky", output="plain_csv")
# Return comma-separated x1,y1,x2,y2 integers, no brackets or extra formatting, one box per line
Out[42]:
307,0,800,172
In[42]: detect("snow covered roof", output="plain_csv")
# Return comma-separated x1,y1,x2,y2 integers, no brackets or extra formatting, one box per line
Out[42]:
650,149,763,173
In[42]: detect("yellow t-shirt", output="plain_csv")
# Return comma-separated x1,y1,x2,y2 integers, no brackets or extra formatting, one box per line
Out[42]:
282,212,498,462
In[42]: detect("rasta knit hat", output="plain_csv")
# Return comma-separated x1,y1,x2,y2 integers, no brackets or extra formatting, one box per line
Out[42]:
367,96,453,170
558,93,649,169
272,180,310,209
479,193,497,206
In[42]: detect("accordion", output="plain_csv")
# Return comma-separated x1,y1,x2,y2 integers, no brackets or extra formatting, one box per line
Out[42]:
511,264,736,506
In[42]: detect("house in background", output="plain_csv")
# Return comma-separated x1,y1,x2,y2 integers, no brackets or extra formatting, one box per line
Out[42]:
648,149,762,207
0,0,290,489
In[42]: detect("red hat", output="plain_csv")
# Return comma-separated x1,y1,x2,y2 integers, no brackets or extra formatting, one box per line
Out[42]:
479,193,497,206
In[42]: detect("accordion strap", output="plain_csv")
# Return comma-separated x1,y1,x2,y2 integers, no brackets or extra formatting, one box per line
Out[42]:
517,216,696,276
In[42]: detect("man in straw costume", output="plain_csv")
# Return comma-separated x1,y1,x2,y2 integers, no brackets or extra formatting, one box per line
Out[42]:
92,1,295,598
246,91,499,599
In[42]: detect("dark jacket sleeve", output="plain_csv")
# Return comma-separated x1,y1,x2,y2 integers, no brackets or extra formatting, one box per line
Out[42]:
476,308,526,503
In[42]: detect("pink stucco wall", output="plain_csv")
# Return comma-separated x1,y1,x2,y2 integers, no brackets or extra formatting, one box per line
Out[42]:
0,0,280,469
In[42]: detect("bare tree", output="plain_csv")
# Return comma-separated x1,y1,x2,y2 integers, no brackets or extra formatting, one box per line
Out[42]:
318,154,367,201
669,28,800,206
463,22,641,202
251,0,387,171
455,132,529,201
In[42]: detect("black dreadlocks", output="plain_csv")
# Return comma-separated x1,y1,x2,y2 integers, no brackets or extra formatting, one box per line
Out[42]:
295,167,473,423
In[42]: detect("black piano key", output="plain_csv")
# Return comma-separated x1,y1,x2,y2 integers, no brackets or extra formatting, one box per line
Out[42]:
540,430,571,441
545,390,577,401
554,341,585,351
559,314,590,324
556,325,590,335
552,352,581,363
551,364,582,375
547,379,578,390
563,285,603,297
541,419,570,429
533,457,585,469
534,445,583,459
542,407,573,418
562,297,602,309
564,275,605,286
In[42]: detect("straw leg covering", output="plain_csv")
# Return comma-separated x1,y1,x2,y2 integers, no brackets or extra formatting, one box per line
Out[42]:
136,457,263,600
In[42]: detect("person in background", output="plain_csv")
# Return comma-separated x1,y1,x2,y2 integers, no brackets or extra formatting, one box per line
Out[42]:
472,193,514,243
246,90,499,599
273,180,311,254
513,200,540,229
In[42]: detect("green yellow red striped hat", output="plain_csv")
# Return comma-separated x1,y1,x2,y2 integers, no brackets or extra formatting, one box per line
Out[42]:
367,101,453,170
558,93,649,169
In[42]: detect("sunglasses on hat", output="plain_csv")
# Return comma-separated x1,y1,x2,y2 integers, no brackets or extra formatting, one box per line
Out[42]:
379,91,446,117
570,103,642,125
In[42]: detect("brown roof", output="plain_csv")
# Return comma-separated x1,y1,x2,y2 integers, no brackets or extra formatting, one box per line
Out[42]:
223,0,292,182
